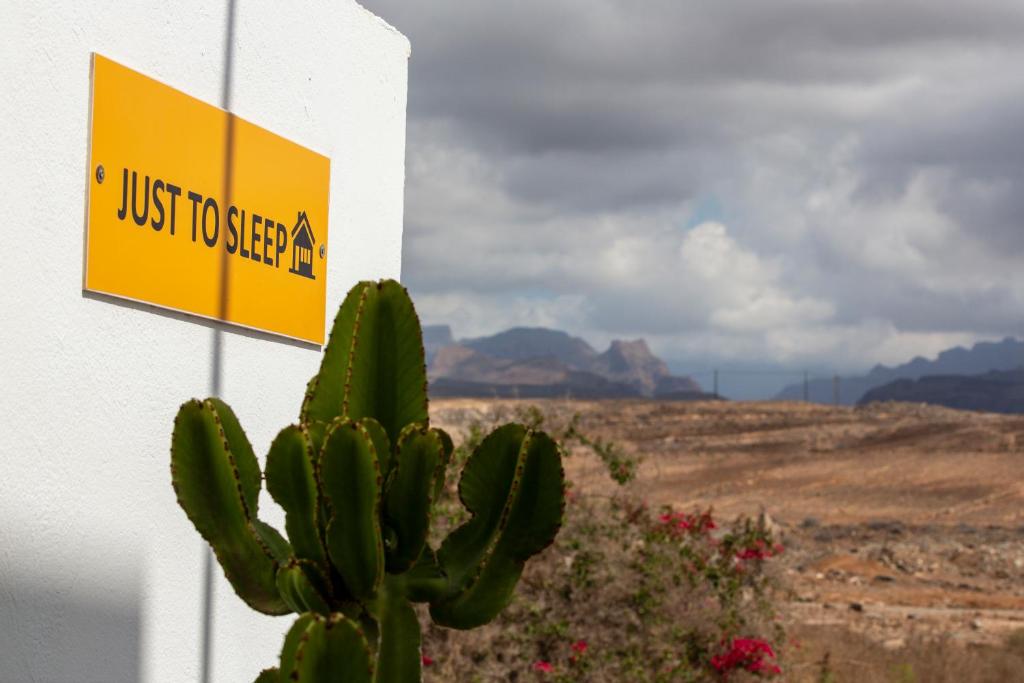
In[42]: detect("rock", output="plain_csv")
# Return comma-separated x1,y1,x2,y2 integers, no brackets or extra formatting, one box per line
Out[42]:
883,638,905,651
758,509,784,539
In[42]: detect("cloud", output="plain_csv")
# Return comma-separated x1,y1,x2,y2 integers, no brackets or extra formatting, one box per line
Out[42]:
362,0,1024,372
680,222,834,333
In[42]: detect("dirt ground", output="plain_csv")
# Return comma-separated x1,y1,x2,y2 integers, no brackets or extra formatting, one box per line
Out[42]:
430,398,1024,665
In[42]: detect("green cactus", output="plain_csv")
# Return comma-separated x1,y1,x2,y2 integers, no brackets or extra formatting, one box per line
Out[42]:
170,279,566,682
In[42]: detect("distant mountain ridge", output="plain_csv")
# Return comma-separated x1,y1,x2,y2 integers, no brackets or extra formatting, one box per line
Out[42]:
462,327,598,369
422,325,710,400
774,337,1024,405
859,368,1024,414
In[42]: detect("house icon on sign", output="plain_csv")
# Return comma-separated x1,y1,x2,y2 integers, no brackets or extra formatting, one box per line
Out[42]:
289,211,316,280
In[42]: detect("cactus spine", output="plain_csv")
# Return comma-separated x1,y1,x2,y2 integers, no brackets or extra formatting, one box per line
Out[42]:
170,280,566,682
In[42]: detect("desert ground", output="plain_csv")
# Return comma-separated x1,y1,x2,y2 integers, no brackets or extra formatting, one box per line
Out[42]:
430,398,1024,678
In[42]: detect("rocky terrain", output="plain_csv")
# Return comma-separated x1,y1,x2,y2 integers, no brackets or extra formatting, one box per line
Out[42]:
430,398,1024,669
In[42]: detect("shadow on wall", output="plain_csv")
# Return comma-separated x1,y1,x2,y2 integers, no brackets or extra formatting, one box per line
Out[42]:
0,572,140,683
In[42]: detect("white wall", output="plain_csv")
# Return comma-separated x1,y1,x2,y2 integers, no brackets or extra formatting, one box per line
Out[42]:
0,2,409,681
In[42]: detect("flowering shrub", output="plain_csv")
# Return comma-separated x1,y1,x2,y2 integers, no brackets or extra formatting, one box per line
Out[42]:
656,508,717,536
423,405,785,682
710,638,782,679
735,539,784,562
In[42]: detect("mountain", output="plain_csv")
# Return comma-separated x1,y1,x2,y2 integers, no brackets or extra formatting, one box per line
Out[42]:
422,325,454,364
858,368,1024,414
589,339,700,397
461,327,598,369
429,345,570,386
426,326,708,400
427,343,643,398
774,337,1024,405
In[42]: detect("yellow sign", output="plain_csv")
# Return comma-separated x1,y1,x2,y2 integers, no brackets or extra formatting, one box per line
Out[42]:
85,54,330,344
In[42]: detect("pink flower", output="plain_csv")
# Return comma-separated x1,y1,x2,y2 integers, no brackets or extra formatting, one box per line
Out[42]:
711,638,781,678
736,539,781,561
736,547,769,560
533,660,553,673
748,659,782,674
656,508,717,538
571,640,588,654
732,638,775,658
421,655,434,667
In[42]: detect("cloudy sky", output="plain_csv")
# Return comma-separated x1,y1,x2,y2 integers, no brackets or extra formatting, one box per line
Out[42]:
364,1,1024,375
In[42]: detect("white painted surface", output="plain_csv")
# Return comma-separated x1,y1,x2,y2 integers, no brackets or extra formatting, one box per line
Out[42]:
0,2,409,681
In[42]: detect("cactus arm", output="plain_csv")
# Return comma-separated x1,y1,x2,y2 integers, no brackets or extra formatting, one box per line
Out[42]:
265,425,328,567
301,285,365,424
294,614,374,683
294,558,336,607
276,562,331,616
251,519,292,563
495,431,565,558
280,613,317,679
205,397,262,516
383,425,443,573
170,400,289,615
359,417,392,481
432,424,525,590
253,669,279,683
303,280,428,443
341,280,429,444
374,576,422,683
431,557,521,631
430,427,565,629
433,428,454,503
305,419,329,456
405,545,448,603
320,420,385,601
302,419,332,547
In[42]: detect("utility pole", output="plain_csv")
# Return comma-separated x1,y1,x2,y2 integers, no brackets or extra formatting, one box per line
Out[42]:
803,371,809,402
713,368,719,397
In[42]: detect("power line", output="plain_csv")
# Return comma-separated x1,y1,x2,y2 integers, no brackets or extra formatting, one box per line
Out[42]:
673,368,843,378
